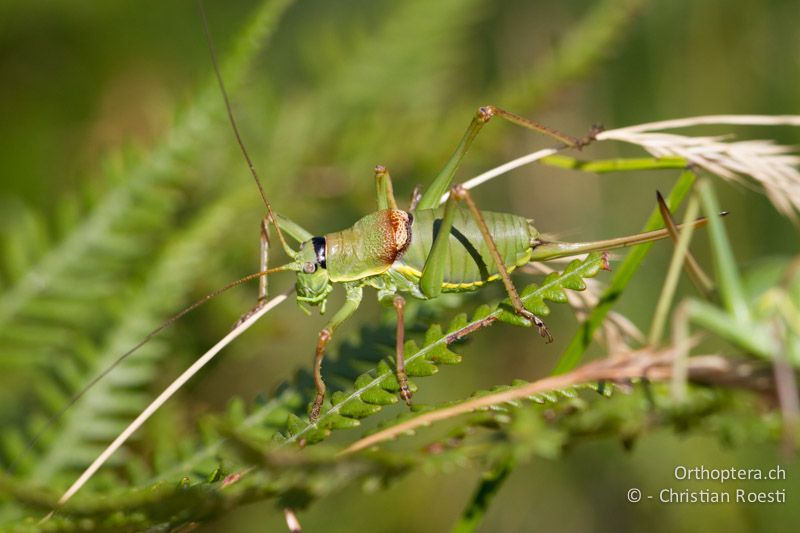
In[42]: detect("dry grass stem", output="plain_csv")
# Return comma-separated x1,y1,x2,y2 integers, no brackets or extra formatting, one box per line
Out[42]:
342,349,772,455
465,114,800,220
598,115,800,220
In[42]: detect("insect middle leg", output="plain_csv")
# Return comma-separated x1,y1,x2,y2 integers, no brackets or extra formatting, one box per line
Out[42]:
392,295,412,404
310,283,363,421
454,185,553,341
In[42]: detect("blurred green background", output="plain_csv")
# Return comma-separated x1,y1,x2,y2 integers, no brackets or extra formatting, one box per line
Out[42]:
0,0,798,531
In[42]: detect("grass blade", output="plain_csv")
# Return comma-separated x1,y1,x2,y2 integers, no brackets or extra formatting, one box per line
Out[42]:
552,170,697,373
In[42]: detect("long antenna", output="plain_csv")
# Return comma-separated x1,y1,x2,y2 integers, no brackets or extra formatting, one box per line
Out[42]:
196,0,295,257
52,287,294,511
11,264,291,474
27,0,298,517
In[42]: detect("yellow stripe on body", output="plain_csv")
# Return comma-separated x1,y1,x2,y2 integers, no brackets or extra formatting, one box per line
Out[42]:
392,263,521,291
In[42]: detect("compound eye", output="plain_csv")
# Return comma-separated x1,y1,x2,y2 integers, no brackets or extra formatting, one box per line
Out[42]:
303,262,317,274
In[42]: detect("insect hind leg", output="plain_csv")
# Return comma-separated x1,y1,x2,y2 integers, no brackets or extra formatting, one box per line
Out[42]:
451,184,553,342
416,106,590,210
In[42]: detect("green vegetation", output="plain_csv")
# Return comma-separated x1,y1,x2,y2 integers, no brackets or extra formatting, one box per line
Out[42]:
0,0,797,531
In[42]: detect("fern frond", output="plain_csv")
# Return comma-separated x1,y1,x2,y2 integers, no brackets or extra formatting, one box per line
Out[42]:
2,0,563,496
342,349,772,454
0,0,297,483
10,190,258,484
282,252,607,446
0,0,294,345
1,357,764,532
149,387,304,484
121,253,606,487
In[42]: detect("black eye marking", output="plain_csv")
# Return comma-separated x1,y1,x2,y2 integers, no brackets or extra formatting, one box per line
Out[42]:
312,236,326,269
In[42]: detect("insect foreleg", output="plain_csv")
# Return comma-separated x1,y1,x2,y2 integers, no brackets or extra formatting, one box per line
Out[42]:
453,184,553,342
310,283,363,421
374,165,398,210
232,217,272,328
275,213,313,243
417,106,584,210
259,217,270,302
392,295,412,405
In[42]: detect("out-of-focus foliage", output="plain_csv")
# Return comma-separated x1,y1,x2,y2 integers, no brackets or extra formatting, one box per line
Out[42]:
0,0,798,531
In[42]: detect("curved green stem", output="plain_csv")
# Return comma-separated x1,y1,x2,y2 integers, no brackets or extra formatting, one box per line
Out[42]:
452,456,515,533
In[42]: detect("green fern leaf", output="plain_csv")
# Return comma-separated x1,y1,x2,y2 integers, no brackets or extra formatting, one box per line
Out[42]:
284,252,606,446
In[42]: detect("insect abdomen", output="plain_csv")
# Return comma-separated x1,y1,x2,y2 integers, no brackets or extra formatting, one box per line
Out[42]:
325,209,412,282
397,207,535,290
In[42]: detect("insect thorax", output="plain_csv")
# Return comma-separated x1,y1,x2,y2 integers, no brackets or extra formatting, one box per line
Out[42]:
324,209,413,282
